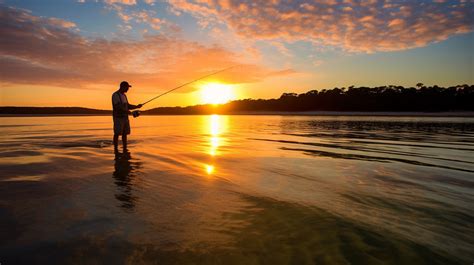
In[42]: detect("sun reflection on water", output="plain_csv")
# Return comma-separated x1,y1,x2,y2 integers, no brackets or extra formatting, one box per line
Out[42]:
204,114,227,175
205,164,214,174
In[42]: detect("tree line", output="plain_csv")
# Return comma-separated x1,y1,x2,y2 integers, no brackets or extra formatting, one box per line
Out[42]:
146,84,474,114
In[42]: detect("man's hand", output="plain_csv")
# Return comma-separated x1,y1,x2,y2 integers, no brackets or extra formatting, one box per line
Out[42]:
137,104,143,108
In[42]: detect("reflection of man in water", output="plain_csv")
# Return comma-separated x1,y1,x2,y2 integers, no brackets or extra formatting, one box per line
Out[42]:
113,151,141,210
112,81,142,152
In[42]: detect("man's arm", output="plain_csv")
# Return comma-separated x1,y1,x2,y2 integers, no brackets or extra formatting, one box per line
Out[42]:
128,103,143,110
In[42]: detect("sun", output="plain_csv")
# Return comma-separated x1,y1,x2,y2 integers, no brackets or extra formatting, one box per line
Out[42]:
200,82,234,105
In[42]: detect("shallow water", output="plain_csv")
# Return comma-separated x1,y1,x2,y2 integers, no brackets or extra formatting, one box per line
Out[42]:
1,115,473,264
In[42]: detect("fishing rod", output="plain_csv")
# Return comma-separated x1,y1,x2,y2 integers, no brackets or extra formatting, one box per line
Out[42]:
132,65,237,117
143,66,237,105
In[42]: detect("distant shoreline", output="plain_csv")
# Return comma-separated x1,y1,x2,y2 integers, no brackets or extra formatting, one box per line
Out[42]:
221,111,474,117
2,85,473,117
2,111,474,117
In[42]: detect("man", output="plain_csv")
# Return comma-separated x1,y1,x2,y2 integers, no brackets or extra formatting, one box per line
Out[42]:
112,81,142,151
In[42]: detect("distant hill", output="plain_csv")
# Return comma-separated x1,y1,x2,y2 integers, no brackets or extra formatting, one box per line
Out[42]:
2,84,473,115
0,107,110,115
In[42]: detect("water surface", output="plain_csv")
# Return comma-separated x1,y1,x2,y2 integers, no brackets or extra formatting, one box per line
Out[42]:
1,115,473,264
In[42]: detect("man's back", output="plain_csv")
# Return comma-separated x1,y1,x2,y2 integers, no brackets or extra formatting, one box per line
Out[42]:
112,91,128,118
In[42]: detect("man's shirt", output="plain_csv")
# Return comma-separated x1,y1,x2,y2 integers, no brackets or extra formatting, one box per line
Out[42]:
112,91,128,117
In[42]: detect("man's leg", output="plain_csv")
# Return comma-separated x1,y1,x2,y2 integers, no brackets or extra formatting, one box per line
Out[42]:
122,126,127,151
113,134,119,151
122,134,127,150
122,118,130,151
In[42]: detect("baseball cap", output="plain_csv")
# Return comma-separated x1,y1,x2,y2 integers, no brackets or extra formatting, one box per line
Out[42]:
120,81,132,89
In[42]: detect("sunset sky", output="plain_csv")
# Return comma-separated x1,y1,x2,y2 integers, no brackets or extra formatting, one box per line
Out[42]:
1,0,473,109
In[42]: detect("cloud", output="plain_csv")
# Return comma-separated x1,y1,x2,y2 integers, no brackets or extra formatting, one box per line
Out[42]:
78,0,137,5
47,17,77,28
312,60,324,67
104,0,136,5
0,5,289,92
130,10,165,30
105,2,180,33
270,41,292,57
167,0,474,52
143,0,155,5
167,0,220,28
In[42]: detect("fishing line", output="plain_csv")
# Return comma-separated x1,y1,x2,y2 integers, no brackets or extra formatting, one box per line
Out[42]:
131,65,237,117
141,65,238,106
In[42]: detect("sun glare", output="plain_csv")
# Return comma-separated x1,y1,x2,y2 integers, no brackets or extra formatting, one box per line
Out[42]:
200,82,234,105
205,164,214,174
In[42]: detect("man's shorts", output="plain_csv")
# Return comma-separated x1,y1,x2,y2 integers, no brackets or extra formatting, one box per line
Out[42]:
113,116,131,135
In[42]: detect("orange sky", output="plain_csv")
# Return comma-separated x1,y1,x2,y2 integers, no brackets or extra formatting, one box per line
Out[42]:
1,1,473,109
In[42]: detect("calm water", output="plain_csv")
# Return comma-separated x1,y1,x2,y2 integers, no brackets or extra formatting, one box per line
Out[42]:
1,115,473,264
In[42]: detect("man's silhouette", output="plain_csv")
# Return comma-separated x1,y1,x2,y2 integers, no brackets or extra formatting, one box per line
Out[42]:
112,81,142,151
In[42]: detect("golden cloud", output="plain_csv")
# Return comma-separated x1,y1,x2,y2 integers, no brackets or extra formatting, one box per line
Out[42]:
0,5,292,92
168,0,474,52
